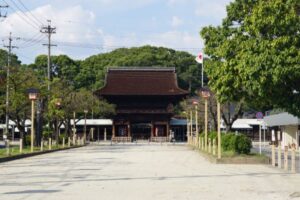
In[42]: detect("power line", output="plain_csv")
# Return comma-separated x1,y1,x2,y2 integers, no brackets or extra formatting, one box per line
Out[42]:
18,33,46,48
8,0,41,27
15,0,44,25
3,0,40,30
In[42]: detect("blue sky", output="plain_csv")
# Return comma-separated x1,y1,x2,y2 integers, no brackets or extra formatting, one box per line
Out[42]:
0,0,232,64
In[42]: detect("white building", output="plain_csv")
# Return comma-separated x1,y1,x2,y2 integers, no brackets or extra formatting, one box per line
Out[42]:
264,112,300,150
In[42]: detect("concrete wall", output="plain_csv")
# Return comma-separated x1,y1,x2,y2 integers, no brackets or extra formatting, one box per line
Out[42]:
282,125,299,149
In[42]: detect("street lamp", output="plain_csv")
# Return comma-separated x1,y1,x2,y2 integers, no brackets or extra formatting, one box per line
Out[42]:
55,98,62,145
200,87,210,151
84,109,88,143
27,88,39,152
192,100,199,145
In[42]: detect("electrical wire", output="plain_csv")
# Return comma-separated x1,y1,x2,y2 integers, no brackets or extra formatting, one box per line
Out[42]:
15,0,44,25
3,0,40,30
8,0,41,27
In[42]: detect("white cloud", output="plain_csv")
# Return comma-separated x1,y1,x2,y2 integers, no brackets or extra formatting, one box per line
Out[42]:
0,5,100,62
92,30,202,55
167,0,187,6
145,31,203,54
0,1,207,64
171,16,183,27
195,0,231,19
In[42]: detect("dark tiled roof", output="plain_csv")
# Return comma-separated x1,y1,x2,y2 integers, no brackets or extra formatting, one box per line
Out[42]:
96,67,188,96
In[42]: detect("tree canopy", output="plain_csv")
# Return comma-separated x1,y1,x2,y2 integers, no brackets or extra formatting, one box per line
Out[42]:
201,0,300,116
28,46,203,93
29,46,201,93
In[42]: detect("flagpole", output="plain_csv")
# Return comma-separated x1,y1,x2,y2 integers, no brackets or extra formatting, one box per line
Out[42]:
195,52,204,87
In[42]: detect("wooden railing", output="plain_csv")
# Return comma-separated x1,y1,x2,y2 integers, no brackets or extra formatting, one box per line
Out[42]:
112,137,132,143
150,137,169,143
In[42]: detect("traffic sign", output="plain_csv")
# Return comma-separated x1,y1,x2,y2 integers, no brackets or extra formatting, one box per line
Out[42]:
256,112,264,119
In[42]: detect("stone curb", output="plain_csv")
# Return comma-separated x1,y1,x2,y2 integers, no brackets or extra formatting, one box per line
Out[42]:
0,145,85,164
191,146,271,165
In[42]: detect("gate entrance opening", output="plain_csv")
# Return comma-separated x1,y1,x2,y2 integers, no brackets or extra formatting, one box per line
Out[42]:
131,123,151,140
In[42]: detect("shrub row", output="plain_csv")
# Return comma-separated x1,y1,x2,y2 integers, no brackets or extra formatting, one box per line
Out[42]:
199,132,252,154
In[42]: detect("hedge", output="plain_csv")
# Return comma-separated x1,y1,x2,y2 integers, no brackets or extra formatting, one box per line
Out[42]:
200,132,252,154
222,133,252,154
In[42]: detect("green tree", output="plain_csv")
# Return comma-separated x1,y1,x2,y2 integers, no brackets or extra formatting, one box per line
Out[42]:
0,67,45,141
48,78,115,138
201,0,300,118
28,54,80,87
0,49,21,69
77,46,201,92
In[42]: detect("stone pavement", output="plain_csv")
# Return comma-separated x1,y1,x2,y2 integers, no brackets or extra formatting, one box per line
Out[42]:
0,143,299,200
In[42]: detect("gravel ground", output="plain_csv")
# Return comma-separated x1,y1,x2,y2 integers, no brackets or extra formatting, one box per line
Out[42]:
0,143,299,200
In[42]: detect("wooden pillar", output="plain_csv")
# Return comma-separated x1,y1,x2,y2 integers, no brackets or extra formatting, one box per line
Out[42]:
284,146,288,170
186,115,189,139
19,139,23,153
291,146,296,173
217,102,221,159
104,128,107,141
112,123,116,138
166,122,170,138
128,122,131,137
213,139,216,155
190,110,193,137
205,99,208,151
195,104,198,140
278,141,282,168
151,121,154,138
272,144,276,167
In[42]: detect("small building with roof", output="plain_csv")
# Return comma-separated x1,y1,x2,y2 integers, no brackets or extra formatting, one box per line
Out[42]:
264,112,300,149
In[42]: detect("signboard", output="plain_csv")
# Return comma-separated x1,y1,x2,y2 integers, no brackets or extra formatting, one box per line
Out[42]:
256,112,264,120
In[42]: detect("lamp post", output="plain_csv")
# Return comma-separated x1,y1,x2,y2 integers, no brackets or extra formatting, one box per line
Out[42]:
183,111,189,142
84,109,88,143
27,88,39,152
192,100,199,145
217,102,221,159
201,88,210,151
55,98,62,145
190,109,193,143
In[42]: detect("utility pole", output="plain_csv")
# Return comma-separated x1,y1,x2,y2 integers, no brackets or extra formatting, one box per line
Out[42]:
40,20,56,145
40,20,56,91
3,32,19,141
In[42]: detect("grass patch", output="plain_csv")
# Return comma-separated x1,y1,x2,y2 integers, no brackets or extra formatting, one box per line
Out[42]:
220,150,269,159
0,144,69,158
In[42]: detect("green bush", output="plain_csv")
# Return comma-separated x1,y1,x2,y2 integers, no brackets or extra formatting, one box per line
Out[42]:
25,134,31,145
199,133,204,138
42,127,52,139
222,133,235,151
235,134,252,154
208,131,217,141
222,133,252,154
59,133,66,144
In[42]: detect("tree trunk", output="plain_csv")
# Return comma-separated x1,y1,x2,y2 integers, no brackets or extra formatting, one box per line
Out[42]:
221,102,244,132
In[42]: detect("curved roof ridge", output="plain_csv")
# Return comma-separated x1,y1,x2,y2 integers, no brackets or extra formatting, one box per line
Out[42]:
96,67,189,96
108,67,176,72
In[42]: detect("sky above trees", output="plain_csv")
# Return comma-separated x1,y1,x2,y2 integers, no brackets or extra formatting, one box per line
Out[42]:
0,0,232,64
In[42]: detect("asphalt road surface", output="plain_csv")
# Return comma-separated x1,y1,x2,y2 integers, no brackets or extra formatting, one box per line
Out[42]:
0,144,299,200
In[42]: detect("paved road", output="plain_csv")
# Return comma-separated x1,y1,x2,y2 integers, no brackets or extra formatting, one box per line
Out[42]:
0,144,300,200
